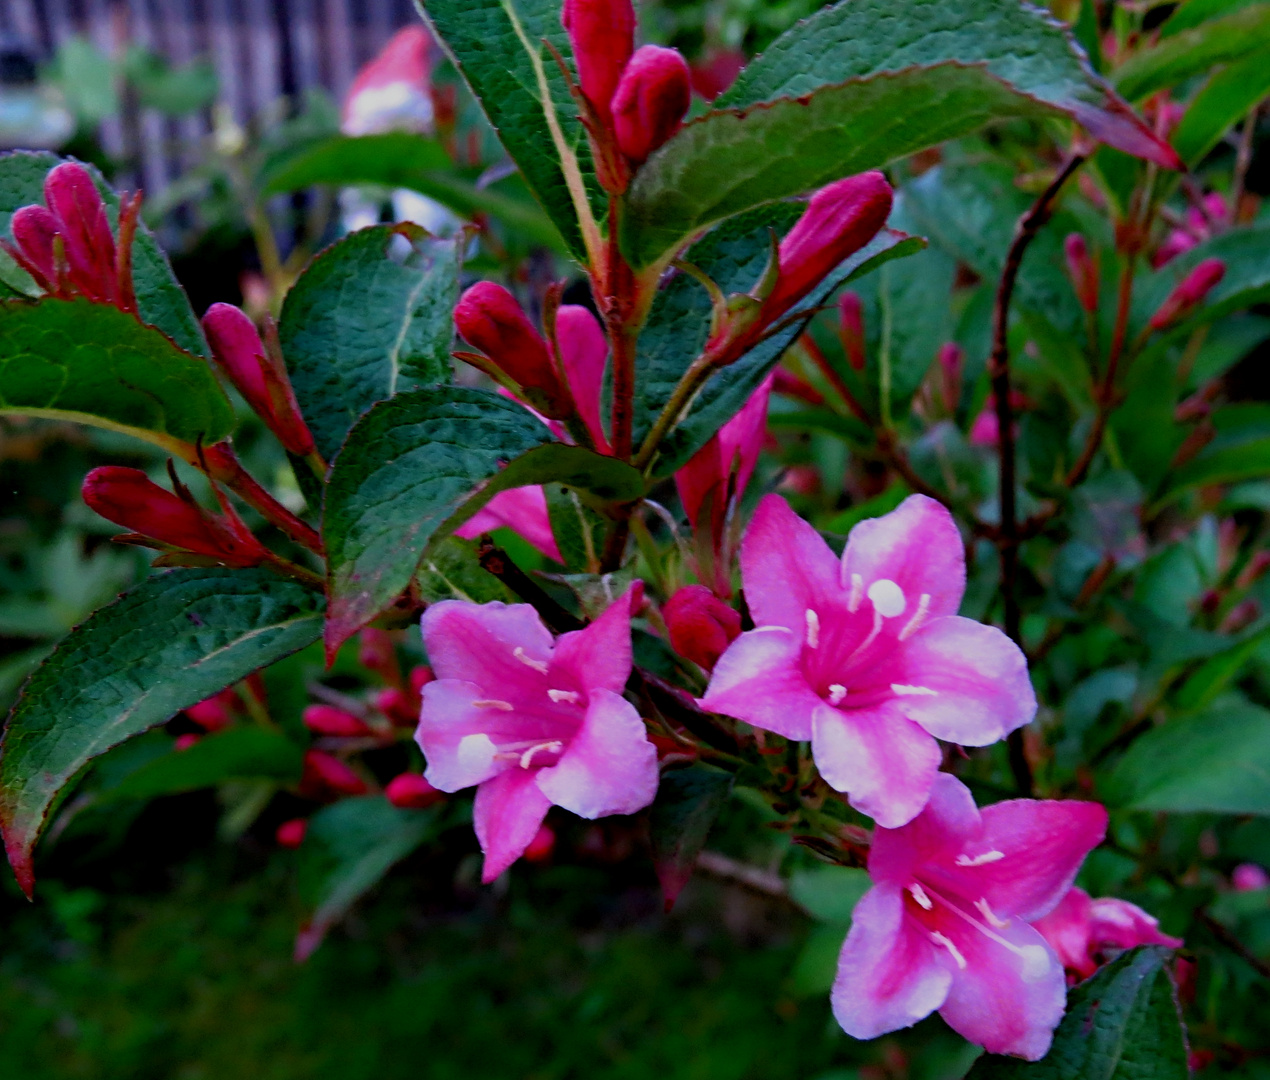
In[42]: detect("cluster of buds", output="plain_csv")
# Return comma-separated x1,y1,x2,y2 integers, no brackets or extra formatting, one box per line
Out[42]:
1,161,140,312
562,0,691,192
82,464,269,568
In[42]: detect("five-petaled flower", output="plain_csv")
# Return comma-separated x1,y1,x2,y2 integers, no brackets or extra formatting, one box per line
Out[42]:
1031,886,1182,983
416,585,658,882
700,493,1036,827
832,773,1107,1060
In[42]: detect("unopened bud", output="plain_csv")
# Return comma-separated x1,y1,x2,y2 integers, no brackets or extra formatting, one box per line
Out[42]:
408,665,435,698
276,818,308,848
1064,233,1099,312
524,823,556,863
612,45,691,165
9,205,59,288
838,291,866,371
174,733,202,751
376,686,418,727
762,173,893,323
357,628,400,684
1236,550,1270,590
562,0,634,126
1233,863,1270,892
82,466,268,567
202,303,316,458
385,772,444,809
1149,258,1225,329
43,162,117,303
303,704,373,737
664,585,742,670
185,692,236,732
300,749,368,798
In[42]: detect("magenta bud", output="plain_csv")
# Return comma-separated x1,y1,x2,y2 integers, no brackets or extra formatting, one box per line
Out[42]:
300,749,368,798
357,628,399,683
43,162,116,303
454,282,569,409
1064,233,1099,313
408,665,435,698
9,205,59,287
612,45,691,165
1233,863,1270,892
762,173,893,324
385,772,444,809
185,692,236,732
524,823,556,863
562,0,634,126
375,686,418,728
664,585,742,670
303,704,373,737
276,818,308,848
1149,257,1226,329
838,291,866,371
174,733,202,752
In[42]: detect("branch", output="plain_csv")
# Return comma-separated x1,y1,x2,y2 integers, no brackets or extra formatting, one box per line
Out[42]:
476,538,583,633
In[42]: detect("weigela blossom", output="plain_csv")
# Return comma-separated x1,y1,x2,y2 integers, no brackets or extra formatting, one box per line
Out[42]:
700,494,1035,827
416,586,658,882
1031,886,1182,982
833,773,1107,1059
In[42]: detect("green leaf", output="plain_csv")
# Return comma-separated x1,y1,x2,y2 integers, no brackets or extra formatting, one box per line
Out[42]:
965,947,1187,1080
1174,624,1270,711
545,482,606,573
1114,3,1270,101
1106,702,1270,815
648,764,734,911
279,224,462,463
295,795,437,960
0,151,206,356
1171,47,1270,167
103,727,304,801
788,865,871,924
0,568,324,896
416,535,515,604
1162,0,1265,37
1159,403,1270,505
415,0,599,261
621,0,1173,267
0,298,234,453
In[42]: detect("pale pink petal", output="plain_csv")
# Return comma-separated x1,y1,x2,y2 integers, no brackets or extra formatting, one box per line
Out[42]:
420,600,554,692
454,485,563,563
1089,897,1182,951
1031,887,1097,979
556,305,609,452
831,885,952,1040
474,768,552,883
935,915,1065,1061
699,626,820,740
536,688,658,818
812,702,942,828
550,584,636,695
841,495,965,620
417,680,507,791
868,771,982,886
874,616,1036,746
740,494,845,632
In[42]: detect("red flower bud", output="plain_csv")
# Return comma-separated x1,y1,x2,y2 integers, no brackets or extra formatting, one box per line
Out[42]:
1064,233,1099,313
375,686,418,728
453,282,568,410
202,303,316,458
82,466,268,567
562,0,634,126
524,823,556,863
276,818,308,848
838,291,866,371
762,173,893,323
612,45,691,165
1149,258,1225,329
357,628,400,684
9,205,59,288
303,704,373,737
300,749,368,798
43,162,116,303
408,665,435,699
384,772,444,809
174,733,202,751
185,691,236,732
664,585,742,670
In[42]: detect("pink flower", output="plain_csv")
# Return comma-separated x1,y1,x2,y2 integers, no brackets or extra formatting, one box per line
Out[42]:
455,485,564,563
416,586,658,882
342,26,434,135
1232,863,1270,892
700,494,1035,827
612,45,692,165
689,48,746,102
832,773,1107,1059
1031,887,1182,982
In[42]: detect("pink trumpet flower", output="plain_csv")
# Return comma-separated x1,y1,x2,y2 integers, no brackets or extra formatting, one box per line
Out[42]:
1031,887,1182,983
700,494,1036,827
832,773,1107,1059
416,586,658,882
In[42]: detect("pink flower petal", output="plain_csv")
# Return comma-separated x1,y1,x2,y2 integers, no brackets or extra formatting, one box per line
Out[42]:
935,914,1065,1061
474,768,552,883
536,688,658,818
740,494,845,632
556,305,610,453
867,771,983,886
1089,897,1182,951
416,680,523,791
841,495,965,621
812,701,942,828
550,584,637,696
832,885,953,1040
876,616,1036,746
454,485,563,563
420,600,555,692
675,435,725,533
699,626,821,740
1032,887,1098,979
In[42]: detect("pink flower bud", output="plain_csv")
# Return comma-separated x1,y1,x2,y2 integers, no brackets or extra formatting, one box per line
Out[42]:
689,48,746,102
185,692,236,732
81,466,268,567
375,687,418,728
408,665,435,698
838,291,866,370
9,205,59,288
357,628,399,683
300,749,368,798
763,173,893,323
1064,233,1099,313
1149,258,1226,329
1233,863,1270,891
303,704,373,737
524,822,556,863
562,0,634,126
43,162,117,303
276,818,308,848
174,733,202,751
453,282,568,409
201,303,316,458
612,45,691,165
384,772,444,809
664,585,742,670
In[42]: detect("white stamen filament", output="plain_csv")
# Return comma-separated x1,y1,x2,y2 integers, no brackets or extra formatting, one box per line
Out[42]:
867,578,906,618
827,684,847,706
899,593,932,641
804,608,820,649
955,850,1005,867
846,608,884,663
891,684,938,696
519,740,563,769
513,646,550,673
472,698,514,710
919,880,1050,981
848,572,864,613
930,931,967,970
975,898,1011,930
909,882,933,910
547,689,581,704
